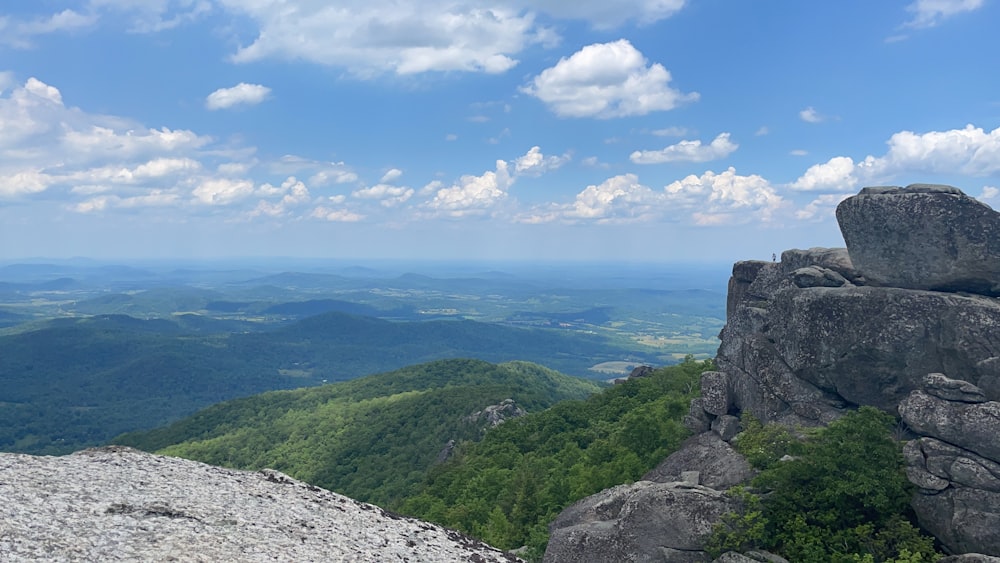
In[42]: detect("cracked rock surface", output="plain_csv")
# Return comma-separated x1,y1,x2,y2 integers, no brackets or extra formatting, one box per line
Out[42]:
0,446,520,563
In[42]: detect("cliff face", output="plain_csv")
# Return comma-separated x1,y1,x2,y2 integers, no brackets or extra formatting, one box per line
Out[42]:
0,446,521,562
546,184,1000,561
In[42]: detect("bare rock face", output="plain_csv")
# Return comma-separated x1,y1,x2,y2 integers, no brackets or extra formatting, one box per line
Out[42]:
900,378,1000,556
0,446,520,562
543,481,736,563
643,432,754,490
836,184,1000,296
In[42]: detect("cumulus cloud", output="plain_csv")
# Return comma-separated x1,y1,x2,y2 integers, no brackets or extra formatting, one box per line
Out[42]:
790,156,862,191
74,190,181,213
665,167,785,224
799,107,824,123
522,39,698,118
790,125,1000,191
205,83,271,110
0,170,54,197
426,160,513,217
563,174,662,222
217,0,544,75
903,0,983,28
513,146,570,176
192,178,255,205
630,133,738,164
352,184,414,207
380,168,403,183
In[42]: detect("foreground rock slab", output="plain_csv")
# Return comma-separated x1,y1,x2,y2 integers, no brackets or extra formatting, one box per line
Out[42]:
0,446,520,563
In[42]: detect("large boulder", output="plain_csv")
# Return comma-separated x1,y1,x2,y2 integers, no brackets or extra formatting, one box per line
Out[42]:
543,481,736,563
643,432,754,490
836,184,1000,296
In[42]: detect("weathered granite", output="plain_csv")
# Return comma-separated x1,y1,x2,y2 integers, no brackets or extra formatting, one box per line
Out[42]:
0,446,520,563
543,481,735,563
836,184,1000,296
899,391,1000,463
924,373,989,403
643,432,754,490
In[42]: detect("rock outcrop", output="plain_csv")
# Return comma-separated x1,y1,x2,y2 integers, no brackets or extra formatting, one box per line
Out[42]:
836,184,1000,296
643,432,754,490
464,398,527,428
0,446,520,562
900,375,1000,556
543,481,737,563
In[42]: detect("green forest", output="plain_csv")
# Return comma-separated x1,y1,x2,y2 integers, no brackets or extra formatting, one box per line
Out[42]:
121,356,714,560
115,359,602,507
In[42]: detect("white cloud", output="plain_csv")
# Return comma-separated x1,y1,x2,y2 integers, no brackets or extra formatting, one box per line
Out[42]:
796,193,851,220
352,184,414,207
903,0,983,28
790,156,861,191
630,133,738,164
526,0,686,28
88,0,213,33
581,156,610,169
426,160,512,216
665,167,785,224
250,177,312,217
0,9,97,48
192,178,255,205
445,134,458,141
311,206,364,222
74,190,181,213
790,125,1000,191
218,1,544,75
564,174,662,222
513,146,570,176
380,168,403,183
790,149,808,156
755,126,769,136
651,126,688,137
205,83,271,110
799,107,823,123
981,186,998,204
522,39,698,118
0,170,54,197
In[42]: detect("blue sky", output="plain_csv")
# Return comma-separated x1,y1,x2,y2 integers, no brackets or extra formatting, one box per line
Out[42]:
1,0,998,263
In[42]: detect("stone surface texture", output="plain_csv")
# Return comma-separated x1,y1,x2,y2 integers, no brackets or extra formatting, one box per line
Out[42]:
836,184,1000,295
0,446,520,563
543,481,735,563
643,432,754,490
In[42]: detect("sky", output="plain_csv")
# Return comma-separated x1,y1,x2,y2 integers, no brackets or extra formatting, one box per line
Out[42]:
1,0,998,263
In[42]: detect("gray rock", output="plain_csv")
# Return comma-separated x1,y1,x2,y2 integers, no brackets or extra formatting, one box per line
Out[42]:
924,373,988,403
711,415,741,442
684,398,712,434
543,481,735,563
904,438,1000,493
939,555,1000,562
712,554,758,563
629,365,656,379
643,432,754,490
761,286,1000,413
780,247,862,283
0,447,521,562
836,184,1000,296
464,398,527,428
899,391,1000,463
789,266,849,288
912,487,1000,557
701,371,731,416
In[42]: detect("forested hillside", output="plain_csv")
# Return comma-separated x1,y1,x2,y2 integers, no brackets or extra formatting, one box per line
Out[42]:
399,357,712,559
115,359,602,507
0,310,642,455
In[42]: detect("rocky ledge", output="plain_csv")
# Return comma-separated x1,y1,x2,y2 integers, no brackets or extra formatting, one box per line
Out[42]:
0,446,520,562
